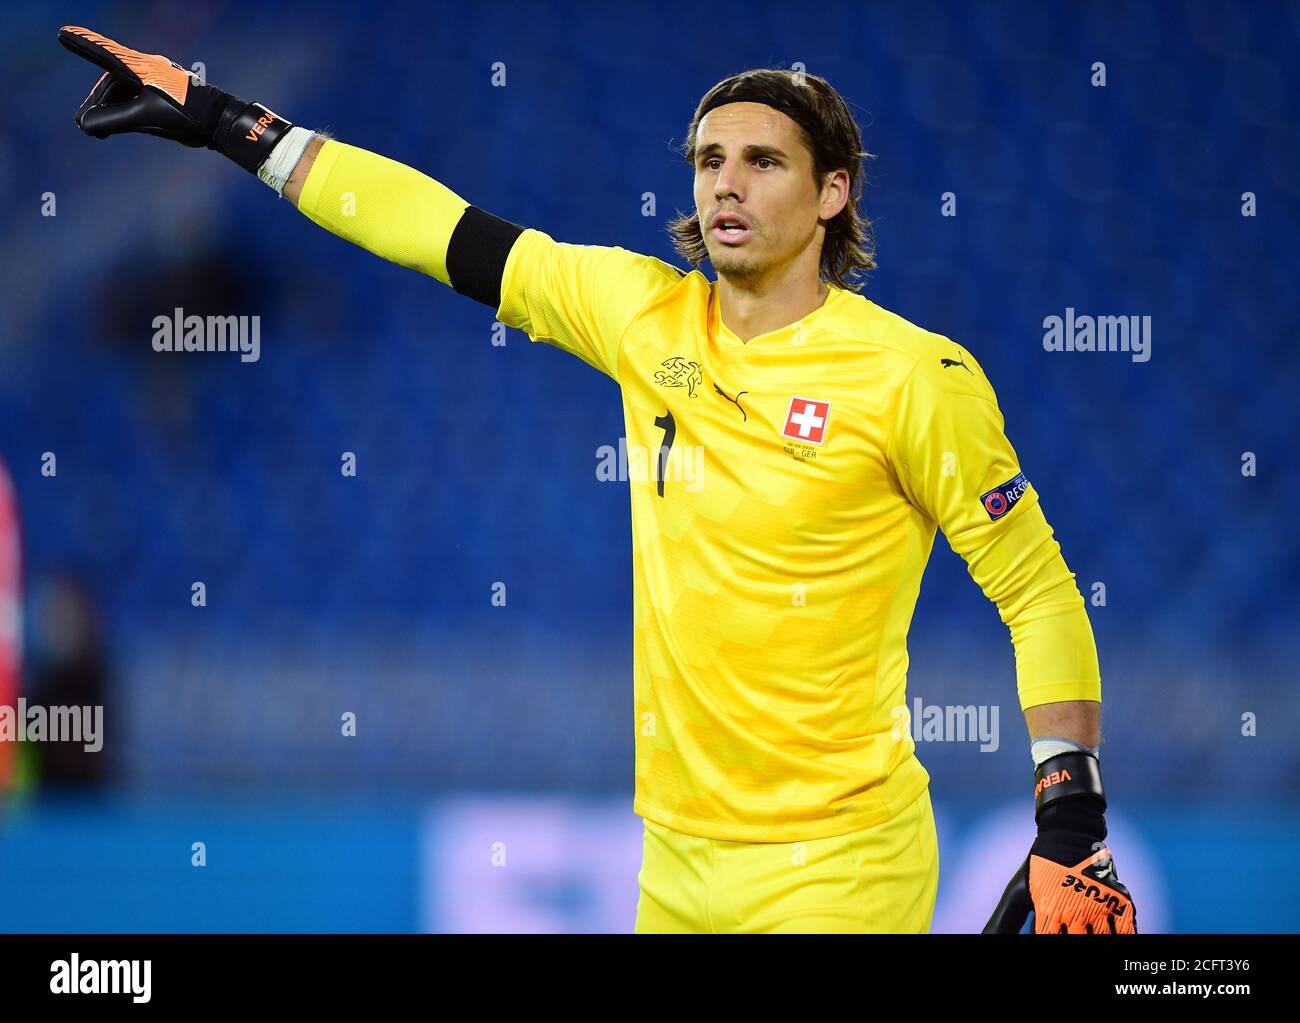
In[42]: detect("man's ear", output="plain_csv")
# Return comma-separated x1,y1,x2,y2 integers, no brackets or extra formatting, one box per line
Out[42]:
820,168,850,221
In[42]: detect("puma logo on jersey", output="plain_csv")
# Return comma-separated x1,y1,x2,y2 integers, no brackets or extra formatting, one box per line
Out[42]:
941,351,972,373
654,356,702,397
713,382,748,421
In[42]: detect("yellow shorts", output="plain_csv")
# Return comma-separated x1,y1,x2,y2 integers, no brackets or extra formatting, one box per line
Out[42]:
634,787,939,933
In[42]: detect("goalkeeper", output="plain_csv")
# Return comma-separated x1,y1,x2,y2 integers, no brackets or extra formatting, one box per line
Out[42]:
59,26,1136,934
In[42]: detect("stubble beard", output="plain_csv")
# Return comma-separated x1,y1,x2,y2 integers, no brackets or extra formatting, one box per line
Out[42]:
709,237,767,289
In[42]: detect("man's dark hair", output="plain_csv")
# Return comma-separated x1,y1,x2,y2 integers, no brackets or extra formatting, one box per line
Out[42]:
666,68,876,292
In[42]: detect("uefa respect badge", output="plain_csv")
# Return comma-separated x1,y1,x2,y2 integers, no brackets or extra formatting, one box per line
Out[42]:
980,471,1030,520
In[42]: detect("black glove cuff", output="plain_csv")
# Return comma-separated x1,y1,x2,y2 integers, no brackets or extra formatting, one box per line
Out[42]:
1033,750,1105,818
209,98,294,173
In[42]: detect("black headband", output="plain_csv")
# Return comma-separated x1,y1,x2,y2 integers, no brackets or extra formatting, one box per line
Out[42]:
699,89,799,119
697,88,820,143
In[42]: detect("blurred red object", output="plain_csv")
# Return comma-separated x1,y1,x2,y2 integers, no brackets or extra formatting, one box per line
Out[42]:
0,459,20,793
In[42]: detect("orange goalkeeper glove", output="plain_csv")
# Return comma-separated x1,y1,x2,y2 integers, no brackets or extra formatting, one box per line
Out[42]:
983,751,1137,934
58,25,292,173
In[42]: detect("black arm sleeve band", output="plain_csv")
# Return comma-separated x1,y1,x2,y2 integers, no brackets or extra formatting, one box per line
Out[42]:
446,206,526,309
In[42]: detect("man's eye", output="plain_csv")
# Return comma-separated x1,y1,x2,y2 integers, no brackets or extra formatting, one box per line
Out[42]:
703,158,721,170
756,157,775,169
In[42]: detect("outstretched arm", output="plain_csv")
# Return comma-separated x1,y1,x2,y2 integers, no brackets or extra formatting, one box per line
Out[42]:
60,24,685,380
59,24,522,306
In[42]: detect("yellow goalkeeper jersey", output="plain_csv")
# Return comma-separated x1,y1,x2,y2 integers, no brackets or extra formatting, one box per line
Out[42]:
295,140,1098,842
496,229,1100,842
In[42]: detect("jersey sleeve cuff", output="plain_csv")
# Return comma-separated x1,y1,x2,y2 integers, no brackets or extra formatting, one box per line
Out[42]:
1017,678,1102,712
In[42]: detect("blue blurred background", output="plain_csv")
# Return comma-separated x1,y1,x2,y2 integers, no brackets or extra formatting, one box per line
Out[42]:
0,0,1297,932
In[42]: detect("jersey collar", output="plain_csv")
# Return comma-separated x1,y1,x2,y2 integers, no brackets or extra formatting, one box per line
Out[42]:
709,280,842,347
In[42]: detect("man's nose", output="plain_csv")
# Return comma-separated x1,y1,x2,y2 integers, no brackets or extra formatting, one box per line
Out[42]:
714,161,743,200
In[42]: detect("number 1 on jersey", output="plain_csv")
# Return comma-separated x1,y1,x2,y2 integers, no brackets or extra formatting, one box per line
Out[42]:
653,410,676,498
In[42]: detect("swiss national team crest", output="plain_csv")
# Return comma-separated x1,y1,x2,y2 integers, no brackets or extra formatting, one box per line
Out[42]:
782,396,831,445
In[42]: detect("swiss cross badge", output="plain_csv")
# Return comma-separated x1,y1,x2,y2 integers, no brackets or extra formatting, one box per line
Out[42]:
782,396,831,445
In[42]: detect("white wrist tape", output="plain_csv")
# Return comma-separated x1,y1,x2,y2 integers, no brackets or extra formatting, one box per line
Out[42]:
1031,735,1100,767
257,126,317,196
